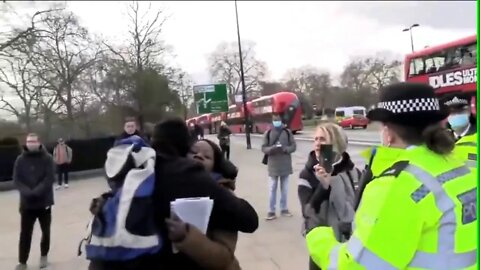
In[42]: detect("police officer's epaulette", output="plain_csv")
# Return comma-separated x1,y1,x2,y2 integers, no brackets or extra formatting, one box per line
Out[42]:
377,160,410,178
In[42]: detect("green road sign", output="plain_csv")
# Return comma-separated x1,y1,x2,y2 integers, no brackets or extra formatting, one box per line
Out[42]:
193,84,228,114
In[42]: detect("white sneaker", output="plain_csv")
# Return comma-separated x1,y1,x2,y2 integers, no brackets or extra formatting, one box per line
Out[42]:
64,184,69,189
55,185,62,190
15,263,27,270
40,255,48,268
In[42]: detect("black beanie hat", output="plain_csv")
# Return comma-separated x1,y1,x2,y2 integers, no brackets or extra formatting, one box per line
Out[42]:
152,117,193,157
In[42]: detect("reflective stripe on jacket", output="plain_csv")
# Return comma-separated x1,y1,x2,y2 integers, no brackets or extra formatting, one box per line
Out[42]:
307,145,477,270
455,133,477,170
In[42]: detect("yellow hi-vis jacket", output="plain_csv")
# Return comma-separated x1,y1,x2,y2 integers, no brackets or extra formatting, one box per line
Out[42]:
361,146,406,177
307,145,477,270
454,133,477,170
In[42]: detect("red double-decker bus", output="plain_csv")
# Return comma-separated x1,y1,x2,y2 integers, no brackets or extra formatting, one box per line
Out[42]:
186,117,198,127
225,102,254,133
251,91,303,134
404,34,476,115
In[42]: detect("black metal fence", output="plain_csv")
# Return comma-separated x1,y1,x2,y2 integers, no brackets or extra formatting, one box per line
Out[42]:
0,136,116,182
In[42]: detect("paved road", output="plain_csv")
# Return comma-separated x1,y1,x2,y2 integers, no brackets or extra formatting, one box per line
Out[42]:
234,128,381,144
296,128,380,143
227,135,368,169
0,139,369,270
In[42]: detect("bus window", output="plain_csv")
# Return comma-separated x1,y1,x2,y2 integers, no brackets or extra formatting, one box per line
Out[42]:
460,42,476,66
409,57,425,77
425,52,446,74
335,111,345,117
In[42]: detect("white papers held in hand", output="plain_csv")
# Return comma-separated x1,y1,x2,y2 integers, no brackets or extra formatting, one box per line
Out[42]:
170,197,214,253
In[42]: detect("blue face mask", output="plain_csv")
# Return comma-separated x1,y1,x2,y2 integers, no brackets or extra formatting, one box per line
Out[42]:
272,120,282,128
448,113,469,130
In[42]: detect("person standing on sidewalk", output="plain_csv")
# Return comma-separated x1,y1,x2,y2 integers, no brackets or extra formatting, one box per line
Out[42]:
115,117,148,144
53,138,72,189
217,121,232,160
13,133,55,270
261,113,297,220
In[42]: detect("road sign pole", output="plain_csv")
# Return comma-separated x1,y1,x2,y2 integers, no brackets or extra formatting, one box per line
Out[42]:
235,0,251,150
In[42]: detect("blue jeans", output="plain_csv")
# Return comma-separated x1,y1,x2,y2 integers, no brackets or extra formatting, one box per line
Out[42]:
268,175,289,214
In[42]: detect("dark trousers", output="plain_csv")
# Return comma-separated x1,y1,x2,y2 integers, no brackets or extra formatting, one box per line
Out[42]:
220,144,230,160
19,208,51,264
57,164,69,185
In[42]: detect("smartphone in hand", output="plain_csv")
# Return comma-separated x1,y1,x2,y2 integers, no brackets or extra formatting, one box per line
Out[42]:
319,144,334,173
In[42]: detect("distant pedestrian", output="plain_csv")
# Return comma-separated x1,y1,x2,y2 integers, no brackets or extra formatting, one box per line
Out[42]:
261,113,297,220
53,138,72,189
217,122,232,160
13,133,55,270
115,117,147,144
194,123,204,140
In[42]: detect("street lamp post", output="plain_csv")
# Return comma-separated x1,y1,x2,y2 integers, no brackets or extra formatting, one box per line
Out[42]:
402,23,420,53
403,23,420,74
234,0,252,150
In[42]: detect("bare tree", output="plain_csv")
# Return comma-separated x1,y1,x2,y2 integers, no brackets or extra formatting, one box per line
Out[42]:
259,81,285,96
208,41,267,101
341,53,402,92
0,55,47,131
28,10,101,128
284,66,332,110
165,67,193,120
0,3,64,54
101,1,170,129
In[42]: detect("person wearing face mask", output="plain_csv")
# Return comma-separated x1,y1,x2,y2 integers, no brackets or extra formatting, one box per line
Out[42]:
443,94,477,170
306,82,476,270
53,138,72,189
13,133,55,270
261,113,297,220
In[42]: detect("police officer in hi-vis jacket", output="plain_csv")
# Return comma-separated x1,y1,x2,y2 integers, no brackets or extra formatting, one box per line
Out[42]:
306,82,476,270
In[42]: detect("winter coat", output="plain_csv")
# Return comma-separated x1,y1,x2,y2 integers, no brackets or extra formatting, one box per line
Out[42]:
298,151,360,241
261,127,296,177
13,145,55,210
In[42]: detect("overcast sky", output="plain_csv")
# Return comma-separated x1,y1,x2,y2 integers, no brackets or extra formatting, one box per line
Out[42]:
63,1,475,84
0,1,476,118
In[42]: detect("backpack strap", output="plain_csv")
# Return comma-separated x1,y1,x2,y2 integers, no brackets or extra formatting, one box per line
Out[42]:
266,127,291,145
284,128,291,144
266,129,272,145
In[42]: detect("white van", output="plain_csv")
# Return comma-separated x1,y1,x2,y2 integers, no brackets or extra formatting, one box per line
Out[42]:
335,106,367,120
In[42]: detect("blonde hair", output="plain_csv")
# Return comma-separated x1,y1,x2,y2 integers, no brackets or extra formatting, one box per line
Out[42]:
315,122,348,154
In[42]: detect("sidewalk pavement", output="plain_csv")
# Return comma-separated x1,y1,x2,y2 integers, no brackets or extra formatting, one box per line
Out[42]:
0,142,316,270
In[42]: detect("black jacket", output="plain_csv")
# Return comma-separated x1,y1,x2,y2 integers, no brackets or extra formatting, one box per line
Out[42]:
89,154,258,270
217,126,232,146
13,145,55,210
